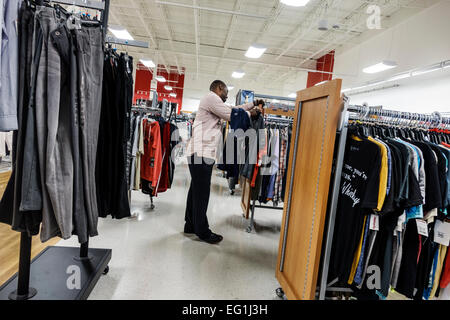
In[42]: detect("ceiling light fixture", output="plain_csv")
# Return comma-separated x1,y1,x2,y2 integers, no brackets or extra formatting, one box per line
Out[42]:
108,26,134,41
164,85,173,91
280,0,310,7
140,59,156,68
228,86,235,91
318,19,328,31
245,44,267,59
363,60,398,74
288,93,297,98
155,75,166,82
232,70,245,79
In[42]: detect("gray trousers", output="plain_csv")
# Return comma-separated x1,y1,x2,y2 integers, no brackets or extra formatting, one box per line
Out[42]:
34,7,72,241
74,26,104,238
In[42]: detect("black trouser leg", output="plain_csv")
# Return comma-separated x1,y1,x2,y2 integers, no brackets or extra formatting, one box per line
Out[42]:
186,154,214,239
185,180,194,230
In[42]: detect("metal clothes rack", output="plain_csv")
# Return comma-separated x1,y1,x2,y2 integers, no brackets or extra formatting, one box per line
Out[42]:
105,35,149,48
0,0,112,301
128,106,163,212
316,99,449,300
245,93,295,233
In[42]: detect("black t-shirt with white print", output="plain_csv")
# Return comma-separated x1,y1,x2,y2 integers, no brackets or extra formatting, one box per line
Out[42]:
329,136,382,283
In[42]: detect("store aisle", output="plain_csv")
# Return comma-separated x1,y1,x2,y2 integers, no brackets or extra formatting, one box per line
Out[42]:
57,161,282,300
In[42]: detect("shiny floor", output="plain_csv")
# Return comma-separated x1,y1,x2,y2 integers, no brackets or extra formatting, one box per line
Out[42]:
57,160,283,300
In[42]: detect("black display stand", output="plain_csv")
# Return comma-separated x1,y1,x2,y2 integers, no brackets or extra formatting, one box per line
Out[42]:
0,239,111,300
0,0,112,301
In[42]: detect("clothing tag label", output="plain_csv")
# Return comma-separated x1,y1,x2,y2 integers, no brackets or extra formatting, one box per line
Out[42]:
369,214,379,231
398,212,406,224
416,219,428,237
434,220,450,246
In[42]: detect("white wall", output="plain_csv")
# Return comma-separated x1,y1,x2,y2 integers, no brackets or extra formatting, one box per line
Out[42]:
334,0,450,112
348,70,450,113
182,97,201,113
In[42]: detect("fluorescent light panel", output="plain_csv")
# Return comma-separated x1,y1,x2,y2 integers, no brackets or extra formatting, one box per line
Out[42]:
288,93,296,98
280,0,310,7
245,44,267,59
228,86,235,90
140,59,155,68
232,71,245,79
363,60,398,74
108,26,134,41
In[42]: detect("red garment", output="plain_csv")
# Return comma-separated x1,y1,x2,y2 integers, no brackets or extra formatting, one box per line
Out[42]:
141,120,162,190
442,142,450,148
157,123,171,193
251,130,268,188
441,249,450,289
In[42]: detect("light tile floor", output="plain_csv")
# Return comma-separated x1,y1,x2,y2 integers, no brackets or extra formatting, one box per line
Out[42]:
57,161,283,300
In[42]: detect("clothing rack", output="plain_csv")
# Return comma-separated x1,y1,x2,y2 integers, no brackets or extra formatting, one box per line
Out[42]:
0,0,112,301
245,94,295,233
316,98,449,300
128,106,163,212
105,35,149,48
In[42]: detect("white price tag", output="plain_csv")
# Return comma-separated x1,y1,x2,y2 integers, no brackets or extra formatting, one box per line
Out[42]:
434,220,450,246
398,212,406,224
416,219,428,237
369,214,379,231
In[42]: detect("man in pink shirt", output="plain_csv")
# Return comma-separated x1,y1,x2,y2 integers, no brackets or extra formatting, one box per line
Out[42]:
184,80,263,244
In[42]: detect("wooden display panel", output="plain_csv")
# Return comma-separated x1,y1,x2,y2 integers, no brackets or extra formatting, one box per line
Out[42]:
0,171,60,286
276,79,343,300
0,171,11,198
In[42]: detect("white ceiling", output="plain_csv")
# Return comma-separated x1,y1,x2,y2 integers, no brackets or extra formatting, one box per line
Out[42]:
106,0,440,102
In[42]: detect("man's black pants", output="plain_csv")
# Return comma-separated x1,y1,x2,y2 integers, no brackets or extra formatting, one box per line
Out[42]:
185,153,215,239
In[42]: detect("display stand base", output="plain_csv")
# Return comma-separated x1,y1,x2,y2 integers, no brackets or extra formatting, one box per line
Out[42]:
0,246,111,300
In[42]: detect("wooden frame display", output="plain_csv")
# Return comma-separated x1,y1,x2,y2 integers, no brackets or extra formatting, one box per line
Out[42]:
0,171,11,198
276,79,343,300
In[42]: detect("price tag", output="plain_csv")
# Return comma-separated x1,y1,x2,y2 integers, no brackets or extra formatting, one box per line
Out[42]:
434,220,450,246
369,214,379,231
416,219,429,237
398,212,406,224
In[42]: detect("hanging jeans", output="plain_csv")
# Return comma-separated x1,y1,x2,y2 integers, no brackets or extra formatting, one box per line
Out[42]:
185,153,214,239
51,23,89,244
33,7,74,241
0,4,42,235
73,25,104,238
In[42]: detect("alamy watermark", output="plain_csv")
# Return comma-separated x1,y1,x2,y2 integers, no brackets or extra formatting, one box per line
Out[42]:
367,5,382,30
66,265,81,290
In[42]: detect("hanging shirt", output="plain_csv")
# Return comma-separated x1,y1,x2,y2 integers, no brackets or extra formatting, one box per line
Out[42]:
368,136,388,211
329,135,381,282
0,0,21,131
141,120,162,189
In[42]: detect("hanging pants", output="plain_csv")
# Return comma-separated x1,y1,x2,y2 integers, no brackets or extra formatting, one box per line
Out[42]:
185,153,214,239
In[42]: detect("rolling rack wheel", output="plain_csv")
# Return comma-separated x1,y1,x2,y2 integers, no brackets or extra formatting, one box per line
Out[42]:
149,195,155,210
102,266,110,275
276,288,285,298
